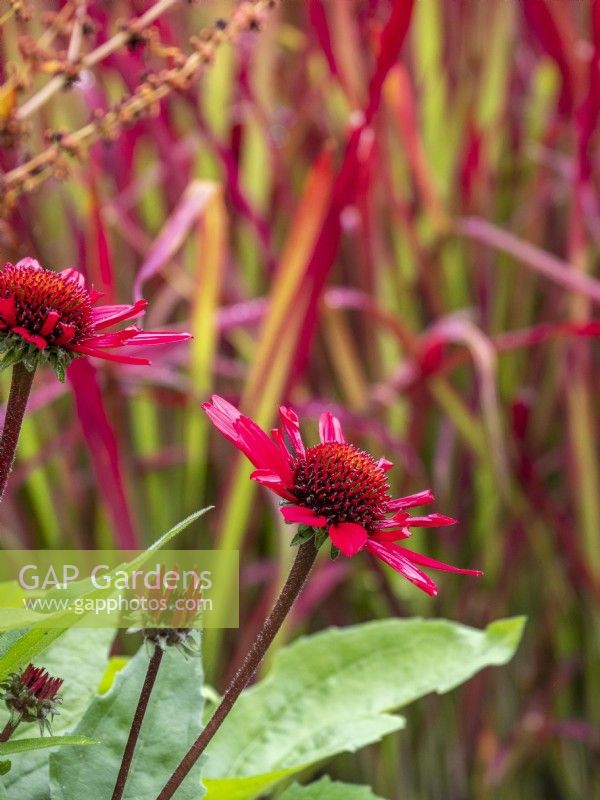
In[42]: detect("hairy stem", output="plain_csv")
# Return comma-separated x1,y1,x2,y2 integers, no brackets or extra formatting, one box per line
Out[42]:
0,720,18,743
155,538,318,800
0,363,35,503
111,645,164,800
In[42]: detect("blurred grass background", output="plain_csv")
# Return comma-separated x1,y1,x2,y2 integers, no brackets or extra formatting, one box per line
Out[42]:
1,1,599,797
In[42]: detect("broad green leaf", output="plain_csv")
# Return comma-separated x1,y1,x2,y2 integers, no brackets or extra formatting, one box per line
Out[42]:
1,628,114,800
203,767,301,800
98,657,129,695
0,737,97,756
205,617,525,798
50,644,205,800
281,777,384,799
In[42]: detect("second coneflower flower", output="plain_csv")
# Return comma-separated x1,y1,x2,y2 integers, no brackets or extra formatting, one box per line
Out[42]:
203,396,482,596
0,258,191,380
0,663,63,739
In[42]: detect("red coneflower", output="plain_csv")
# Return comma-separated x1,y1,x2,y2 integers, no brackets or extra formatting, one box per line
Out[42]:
203,395,482,596
0,258,190,380
0,663,64,737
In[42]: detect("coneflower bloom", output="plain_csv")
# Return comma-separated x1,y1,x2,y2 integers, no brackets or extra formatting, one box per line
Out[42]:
0,663,63,735
203,395,482,596
0,259,191,380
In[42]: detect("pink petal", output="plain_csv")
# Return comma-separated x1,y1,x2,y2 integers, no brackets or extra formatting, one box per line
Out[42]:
0,295,17,327
385,543,483,576
68,344,151,365
281,504,327,527
202,395,243,444
370,525,412,541
376,457,394,472
55,323,76,345
12,327,47,349
39,310,60,337
279,406,306,456
202,395,292,482
329,521,369,557
235,415,293,481
270,427,294,466
386,489,435,511
16,257,43,271
319,412,345,443
59,267,86,287
91,300,148,330
365,539,438,596
118,331,191,345
250,469,296,501
404,514,458,528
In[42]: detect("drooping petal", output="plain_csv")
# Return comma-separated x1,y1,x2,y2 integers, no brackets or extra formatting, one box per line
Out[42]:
281,504,327,527
329,521,369,556
319,412,345,443
386,489,435,511
365,539,438,596
91,300,148,330
279,406,306,456
250,469,296,501
68,344,151,365
382,543,483,576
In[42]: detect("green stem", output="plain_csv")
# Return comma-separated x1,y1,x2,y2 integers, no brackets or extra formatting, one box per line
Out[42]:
155,538,319,800
0,363,35,503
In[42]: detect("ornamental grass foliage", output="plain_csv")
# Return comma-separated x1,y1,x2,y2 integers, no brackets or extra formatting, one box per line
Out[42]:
0,1,597,799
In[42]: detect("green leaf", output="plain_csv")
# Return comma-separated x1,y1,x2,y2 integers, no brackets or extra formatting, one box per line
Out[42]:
1,628,114,800
0,628,65,681
98,657,129,695
50,644,205,800
0,778,7,798
0,761,10,776
204,617,525,798
0,737,97,756
203,768,301,800
0,507,212,632
290,526,315,547
281,777,385,799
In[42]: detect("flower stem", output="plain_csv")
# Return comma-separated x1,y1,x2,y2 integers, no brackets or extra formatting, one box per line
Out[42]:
155,538,319,800
112,645,164,800
0,363,35,503
0,719,18,742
